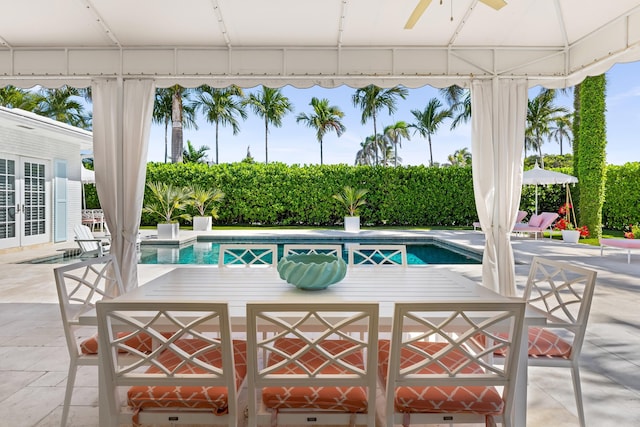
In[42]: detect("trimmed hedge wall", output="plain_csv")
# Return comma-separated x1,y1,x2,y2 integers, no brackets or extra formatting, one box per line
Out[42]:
143,162,478,227
83,161,639,230
602,163,640,229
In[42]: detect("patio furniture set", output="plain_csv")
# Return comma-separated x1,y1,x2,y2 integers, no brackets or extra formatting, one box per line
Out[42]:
54,246,597,427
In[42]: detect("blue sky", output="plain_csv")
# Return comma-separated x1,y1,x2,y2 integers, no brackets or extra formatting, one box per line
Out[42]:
147,61,640,167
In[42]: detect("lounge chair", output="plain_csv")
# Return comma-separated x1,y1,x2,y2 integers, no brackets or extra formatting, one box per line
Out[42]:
600,238,640,264
74,224,110,256
473,210,528,231
512,212,559,239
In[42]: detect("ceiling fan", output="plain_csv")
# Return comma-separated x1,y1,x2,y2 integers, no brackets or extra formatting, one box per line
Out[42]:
405,0,507,29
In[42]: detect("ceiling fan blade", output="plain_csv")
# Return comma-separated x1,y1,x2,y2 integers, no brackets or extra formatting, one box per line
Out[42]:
405,0,433,29
480,0,507,10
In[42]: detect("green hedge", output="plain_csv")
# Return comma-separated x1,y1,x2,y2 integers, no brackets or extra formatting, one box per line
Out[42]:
86,161,640,229
142,162,478,227
602,162,640,229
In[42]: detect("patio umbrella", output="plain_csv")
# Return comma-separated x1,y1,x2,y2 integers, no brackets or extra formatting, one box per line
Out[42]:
522,163,578,214
81,165,95,209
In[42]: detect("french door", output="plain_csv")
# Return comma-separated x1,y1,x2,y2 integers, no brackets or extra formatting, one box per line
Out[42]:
0,155,50,249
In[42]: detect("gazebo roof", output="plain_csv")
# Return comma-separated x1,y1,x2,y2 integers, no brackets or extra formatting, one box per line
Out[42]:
1,0,639,88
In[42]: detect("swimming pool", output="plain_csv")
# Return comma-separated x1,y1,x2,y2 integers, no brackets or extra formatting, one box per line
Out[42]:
138,239,481,265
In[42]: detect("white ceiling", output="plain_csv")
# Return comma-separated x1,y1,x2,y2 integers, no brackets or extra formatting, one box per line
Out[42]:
1,0,640,88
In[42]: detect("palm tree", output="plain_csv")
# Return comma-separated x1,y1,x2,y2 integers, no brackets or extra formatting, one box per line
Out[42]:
409,98,452,166
194,85,247,164
169,85,199,163
354,135,377,166
447,147,472,166
36,86,91,129
383,121,411,167
526,90,568,168
152,89,173,163
550,113,573,155
244,86,293,164
0,86,41,110
439,85,471,130
182,140,209,163
296,97,346,165
352,85,408,165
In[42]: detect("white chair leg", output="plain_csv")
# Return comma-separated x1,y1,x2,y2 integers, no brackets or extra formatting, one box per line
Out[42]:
570,364,586,427
61,363,77,427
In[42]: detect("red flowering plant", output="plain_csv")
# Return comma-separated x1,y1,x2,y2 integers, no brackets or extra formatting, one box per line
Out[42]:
623,223,640,239
554,203,590,238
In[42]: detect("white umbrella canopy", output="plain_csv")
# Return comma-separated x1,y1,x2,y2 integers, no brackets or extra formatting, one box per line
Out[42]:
81,166,95,209
523,163,578,214
81,165,95,184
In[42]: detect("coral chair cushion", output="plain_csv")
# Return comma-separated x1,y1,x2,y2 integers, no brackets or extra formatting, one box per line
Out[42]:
378,340,504,415
526,327,573,358
528,214,543,227
261,337,368,412
489,327,572,359
127,339,247,413
80,332,173,355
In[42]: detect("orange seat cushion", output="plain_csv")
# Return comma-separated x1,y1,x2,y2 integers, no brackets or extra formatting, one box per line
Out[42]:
127,339,247,414
378,339,504,415
487,327,572,359
261,337,368,412
80,331,173,355
526,327,573,359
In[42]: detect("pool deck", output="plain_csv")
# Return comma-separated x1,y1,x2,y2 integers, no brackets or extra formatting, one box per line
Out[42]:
1,228,639,426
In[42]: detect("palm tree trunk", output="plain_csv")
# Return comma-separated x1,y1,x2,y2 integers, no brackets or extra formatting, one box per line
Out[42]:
394,143,398,167
428,135,434,166
215,120,220,165
171,90,183,163
264,116,269,164
320,138,324,165
373,113,379,166
164,120,169,163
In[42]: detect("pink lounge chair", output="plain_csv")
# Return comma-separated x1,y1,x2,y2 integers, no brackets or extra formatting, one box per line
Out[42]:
600,238,640,264
512,212,559,239
473,210,528,231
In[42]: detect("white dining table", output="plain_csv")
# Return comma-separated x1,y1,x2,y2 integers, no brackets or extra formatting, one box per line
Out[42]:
80,265,545,426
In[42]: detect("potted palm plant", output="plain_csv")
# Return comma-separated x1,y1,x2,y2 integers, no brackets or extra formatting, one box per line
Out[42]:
332,186,368,232
189,185,225,231
143,182,192,239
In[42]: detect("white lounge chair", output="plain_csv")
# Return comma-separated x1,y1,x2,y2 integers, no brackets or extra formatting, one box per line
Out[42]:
74,224,110,256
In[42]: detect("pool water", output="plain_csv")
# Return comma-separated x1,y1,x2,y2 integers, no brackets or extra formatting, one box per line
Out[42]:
139,240,481,265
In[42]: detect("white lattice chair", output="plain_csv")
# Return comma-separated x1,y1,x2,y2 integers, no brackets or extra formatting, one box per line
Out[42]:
518,257,598,427
246,302,379,427
96,300,246,427
380,301,526,427
283,243,343,259
218,243,278,267
54,255,124,427
347,244,407,266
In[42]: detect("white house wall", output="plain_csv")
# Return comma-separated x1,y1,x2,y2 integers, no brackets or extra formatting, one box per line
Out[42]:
0,109,92,248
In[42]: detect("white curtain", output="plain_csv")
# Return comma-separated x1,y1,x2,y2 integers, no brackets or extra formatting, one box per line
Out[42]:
92,79,155,293
471,78,527,296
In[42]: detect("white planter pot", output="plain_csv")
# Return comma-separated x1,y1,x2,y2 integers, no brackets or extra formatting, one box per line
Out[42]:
562,230,580,243
157,223,179,239
344,216,360,232
192,216,212,231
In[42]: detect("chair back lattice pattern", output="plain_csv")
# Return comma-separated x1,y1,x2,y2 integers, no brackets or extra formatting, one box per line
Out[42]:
382,301,526,427
246,303,379,427
283,244,343,259
218,244,278,267
347,244,408,266
523,257,598,358
96,301,245,427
